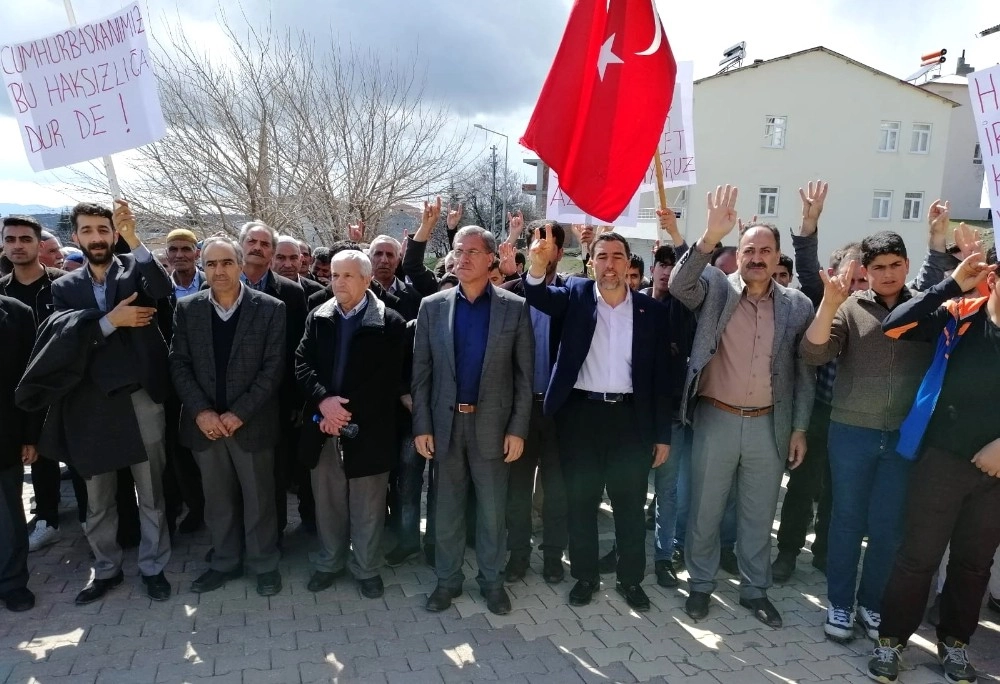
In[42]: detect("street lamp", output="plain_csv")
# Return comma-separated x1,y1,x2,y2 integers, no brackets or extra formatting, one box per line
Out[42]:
474,123,509,239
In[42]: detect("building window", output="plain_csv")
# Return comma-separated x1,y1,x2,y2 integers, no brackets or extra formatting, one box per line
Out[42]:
910,123,932,154
871,191,893,220
763,115,786,148
902,192,924,221
974,143,983,165
758,187,779,216
878,121,900,152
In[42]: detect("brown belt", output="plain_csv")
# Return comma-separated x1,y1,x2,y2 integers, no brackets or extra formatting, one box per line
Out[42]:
456,403,477,414
707,398,773,418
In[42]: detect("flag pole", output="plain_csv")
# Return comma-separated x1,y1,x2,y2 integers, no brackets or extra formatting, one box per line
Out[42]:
63,0,123,200
652,151,668,212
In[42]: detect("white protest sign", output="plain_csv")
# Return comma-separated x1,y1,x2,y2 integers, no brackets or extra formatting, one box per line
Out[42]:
969,65,1000,232
642,61,696,191
1,2,165,172
546,168,640,228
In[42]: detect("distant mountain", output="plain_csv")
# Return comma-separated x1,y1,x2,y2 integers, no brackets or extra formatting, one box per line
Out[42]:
0,203,68,216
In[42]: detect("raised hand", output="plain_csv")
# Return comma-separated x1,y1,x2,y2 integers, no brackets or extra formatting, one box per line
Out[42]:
113,199,140,248
655,207,679,239
703,185,739,247
415,197,441,241
954,222,981,261
446,202,463,230
106,292,156,328
798,180,828,236
507,210,525,244
818,259,857,308
927,199,951,252
498,242,517,276
348,220,365,242
950,250,996,293
528,226,559,277
737,214,759,233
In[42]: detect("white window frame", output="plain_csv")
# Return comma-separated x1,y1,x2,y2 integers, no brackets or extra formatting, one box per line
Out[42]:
878,121,900,152
902,192,924,221
974,143,983,165
763,115,787,149
871,191,893,221
758,186,779,217
910,123,932,154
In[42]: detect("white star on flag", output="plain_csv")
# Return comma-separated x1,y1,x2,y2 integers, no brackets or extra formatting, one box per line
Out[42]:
597,33,624,81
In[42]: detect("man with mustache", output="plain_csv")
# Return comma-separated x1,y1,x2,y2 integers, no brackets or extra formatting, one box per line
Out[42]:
238,222,309,536
369,235,420,321
38,230,64,270
48,201,173,604
669,186,815,628
274,236,324,300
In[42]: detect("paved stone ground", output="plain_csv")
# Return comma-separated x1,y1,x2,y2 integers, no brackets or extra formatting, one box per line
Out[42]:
2,471,998,683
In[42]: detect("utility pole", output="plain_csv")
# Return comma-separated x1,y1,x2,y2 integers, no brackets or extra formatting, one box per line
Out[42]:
489,145,498,236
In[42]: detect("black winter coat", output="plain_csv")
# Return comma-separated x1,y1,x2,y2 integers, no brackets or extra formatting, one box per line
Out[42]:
0,296,38,469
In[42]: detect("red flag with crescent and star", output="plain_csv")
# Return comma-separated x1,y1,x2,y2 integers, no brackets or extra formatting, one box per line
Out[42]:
520,0,676,223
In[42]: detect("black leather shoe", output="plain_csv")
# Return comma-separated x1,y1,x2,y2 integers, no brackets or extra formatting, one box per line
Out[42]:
771,551,796,583
720,547,739,576
481,587,512,615
75,572,124,605
192,568,244,594
685,591,711,620
359,576,384,599
384,545,421,568
425,585,462,612
740,596,782,628
654,560,679,588
542,555,565,584
616,582,650,612
504,554,529,583
306,569,344,593
1,587,35,612
568,579,600,606
256,570,282,597
141,572,171,602
598,547,617,574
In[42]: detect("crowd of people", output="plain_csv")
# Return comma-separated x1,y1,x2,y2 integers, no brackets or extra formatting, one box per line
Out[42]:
0,182,998,684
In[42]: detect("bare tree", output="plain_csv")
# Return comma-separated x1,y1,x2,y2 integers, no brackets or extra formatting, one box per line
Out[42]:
453,155,537,242
65,11,470,243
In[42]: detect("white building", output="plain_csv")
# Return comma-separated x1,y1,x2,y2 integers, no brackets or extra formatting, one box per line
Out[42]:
641,47,958,278
920,73,990,222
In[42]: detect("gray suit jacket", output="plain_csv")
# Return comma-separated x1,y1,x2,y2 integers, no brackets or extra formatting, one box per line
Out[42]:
668,246,815,461
169,287,287,453
411,285,534,461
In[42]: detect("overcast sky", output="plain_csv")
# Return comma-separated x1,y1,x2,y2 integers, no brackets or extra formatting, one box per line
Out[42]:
0,0,995,207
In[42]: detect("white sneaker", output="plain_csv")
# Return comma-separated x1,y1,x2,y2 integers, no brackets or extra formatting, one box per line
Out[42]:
824,605,855,642
857,605,881,640
28,521,61,552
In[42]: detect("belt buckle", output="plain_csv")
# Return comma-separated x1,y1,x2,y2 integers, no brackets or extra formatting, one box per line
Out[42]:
602,393,616,403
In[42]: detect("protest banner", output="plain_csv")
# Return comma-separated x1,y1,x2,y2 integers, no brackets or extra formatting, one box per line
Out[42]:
642,61,696,193
546,168,640,228
1,2,165,174
969,65,1000,231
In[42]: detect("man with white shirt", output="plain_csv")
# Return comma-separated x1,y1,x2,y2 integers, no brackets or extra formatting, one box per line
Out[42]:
523,230,672,611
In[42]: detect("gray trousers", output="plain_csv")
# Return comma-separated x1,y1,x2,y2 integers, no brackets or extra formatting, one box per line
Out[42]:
435,413,509,592
193,439,280,574
84,389,171,579
686,402,784,600
310,439,389,580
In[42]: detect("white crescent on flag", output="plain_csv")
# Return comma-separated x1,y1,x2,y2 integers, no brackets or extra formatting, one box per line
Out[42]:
636,0,664,56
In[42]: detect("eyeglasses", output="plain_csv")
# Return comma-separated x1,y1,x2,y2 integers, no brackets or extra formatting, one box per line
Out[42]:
452,249,488,260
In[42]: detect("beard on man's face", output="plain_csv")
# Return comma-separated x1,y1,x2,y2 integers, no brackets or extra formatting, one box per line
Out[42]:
81,241,114,265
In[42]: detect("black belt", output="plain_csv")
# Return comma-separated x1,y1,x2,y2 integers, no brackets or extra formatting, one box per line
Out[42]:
574,390,633,404
533,393,546,402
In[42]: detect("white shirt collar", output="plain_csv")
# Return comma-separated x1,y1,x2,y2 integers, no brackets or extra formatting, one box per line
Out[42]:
209,282,245,320
337,295,368,319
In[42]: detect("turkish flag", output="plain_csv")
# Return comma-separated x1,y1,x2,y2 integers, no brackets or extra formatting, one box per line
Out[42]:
521,0,676,223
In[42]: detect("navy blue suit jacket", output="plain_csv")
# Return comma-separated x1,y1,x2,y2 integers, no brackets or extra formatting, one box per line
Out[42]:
522,276,672,447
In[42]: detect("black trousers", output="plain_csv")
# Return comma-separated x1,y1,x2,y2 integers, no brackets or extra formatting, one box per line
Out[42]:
880,445,1000,645
556,393,651,585
0,464,29,594
776,398,832,559
164,394,204,524
507,399,567,557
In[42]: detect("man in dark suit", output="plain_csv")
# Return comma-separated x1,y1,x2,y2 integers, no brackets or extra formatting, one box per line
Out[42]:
238,221,310,535
295,250,407,598
523,230,672,612
500,222,568,585
274,235,325,300
369,235,421,321
412,225,534,616
51,200,174,604
0,294,38,612
170,236,286,597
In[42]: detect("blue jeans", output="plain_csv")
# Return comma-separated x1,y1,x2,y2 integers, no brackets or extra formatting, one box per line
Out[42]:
675,422,737,551
826,421,912,611
397,436,436,551
653,421,685,561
